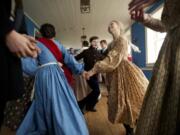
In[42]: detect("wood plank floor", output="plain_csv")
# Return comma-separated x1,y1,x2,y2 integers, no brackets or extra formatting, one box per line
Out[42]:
0,84,125,135
84,96,125,135
0,127,14,135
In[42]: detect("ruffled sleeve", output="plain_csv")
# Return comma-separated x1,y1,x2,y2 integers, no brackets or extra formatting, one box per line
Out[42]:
92,37,128,73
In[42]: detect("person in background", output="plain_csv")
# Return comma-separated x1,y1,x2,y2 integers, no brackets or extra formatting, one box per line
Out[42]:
85,20,148,135
129,0,180,135
75,36,105,112
0,0,39,129
16,23,89,135
81,35,87,43
100,39,108,55
82,40,89,49
80,36,89,51
69,48,75,55
99,40,108,84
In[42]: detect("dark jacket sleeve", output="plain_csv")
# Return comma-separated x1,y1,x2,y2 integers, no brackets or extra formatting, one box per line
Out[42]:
75,50,85,61
0,0,14,41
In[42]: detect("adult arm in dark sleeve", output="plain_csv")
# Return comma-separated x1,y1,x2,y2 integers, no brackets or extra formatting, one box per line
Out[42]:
75,50,85,61
0,0,14,41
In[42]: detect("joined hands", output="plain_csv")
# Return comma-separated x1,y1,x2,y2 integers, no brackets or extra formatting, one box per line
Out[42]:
6,30,41,58
82,70,95,80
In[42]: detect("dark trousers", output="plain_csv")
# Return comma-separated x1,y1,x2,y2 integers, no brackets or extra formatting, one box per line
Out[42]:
78,75,100,109
0,100,6,128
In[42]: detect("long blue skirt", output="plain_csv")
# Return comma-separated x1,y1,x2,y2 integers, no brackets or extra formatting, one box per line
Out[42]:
16,65,89,135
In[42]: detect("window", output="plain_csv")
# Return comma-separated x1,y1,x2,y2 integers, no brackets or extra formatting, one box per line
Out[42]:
125,28,132,55
146,6,166,66
34,28,41,39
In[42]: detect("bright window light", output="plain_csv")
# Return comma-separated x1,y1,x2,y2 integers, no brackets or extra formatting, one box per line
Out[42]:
146,6,166,65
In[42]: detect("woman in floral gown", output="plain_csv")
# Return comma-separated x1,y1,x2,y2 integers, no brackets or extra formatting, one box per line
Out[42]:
129,0,180,135
86,20,148,135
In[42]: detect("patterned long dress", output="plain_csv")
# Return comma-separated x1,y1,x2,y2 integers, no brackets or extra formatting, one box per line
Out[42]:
3,76,34,131
90,36,148,127
135,0,180,135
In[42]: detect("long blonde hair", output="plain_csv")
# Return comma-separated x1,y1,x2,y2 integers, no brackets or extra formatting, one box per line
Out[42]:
110,20,125,35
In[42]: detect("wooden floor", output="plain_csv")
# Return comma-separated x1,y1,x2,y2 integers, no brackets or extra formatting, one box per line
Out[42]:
84,96,125,135
0,127,14,135
0,85,125,135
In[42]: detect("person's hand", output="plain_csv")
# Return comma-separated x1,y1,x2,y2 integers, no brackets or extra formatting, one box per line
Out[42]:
82,71,88,79
129,0,157,12
130,9,149,23
23,34,41,54
58,62,63,68
6,30,40,58
85,70,95,80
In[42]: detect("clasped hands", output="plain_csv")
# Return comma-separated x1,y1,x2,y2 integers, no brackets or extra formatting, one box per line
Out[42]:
57,63,94,80
82,70,95,80
6,30,41,58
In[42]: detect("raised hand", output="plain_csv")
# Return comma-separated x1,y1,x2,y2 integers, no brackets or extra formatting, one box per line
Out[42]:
129,0,157,12
6,30,40,58
84,70,95,80
82,71,90,80
130,9,149,23
82,71,89,80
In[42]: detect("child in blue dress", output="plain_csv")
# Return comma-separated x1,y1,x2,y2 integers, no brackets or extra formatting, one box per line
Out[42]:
16,24,89,135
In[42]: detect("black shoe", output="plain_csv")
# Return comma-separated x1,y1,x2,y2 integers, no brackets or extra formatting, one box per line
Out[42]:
78,101,86,113
128,128,134,135
124,124,134,135
126,132,134,135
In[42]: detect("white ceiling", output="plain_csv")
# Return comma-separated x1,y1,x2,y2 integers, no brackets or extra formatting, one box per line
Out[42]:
23,0,132,48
